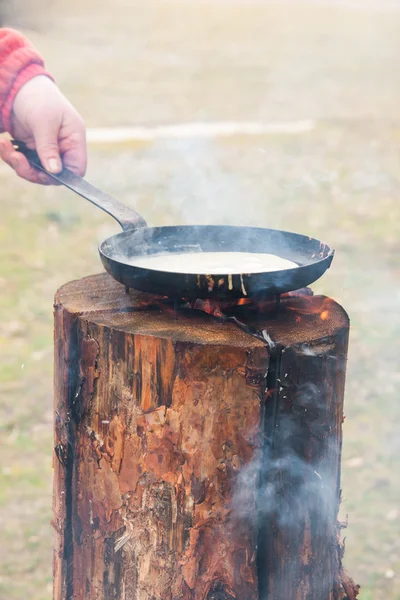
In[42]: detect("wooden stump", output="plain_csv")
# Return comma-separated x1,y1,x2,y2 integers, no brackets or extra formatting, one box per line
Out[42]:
52,273,357,600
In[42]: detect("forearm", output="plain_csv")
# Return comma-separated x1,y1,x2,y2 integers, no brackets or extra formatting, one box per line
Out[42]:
0,28,53,133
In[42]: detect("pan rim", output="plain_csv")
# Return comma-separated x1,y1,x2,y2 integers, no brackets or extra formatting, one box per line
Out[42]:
98,224,334,277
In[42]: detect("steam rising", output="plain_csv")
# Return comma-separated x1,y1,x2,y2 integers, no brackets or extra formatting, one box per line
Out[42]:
151,138,265,227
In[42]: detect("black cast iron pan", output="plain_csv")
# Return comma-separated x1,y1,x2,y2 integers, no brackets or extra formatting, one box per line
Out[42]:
12,140,334,299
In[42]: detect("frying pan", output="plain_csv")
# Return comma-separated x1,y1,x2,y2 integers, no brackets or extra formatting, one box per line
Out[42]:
12,140,334,299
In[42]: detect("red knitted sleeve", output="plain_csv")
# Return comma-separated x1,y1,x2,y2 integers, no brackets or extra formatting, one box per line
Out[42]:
0,28,54,133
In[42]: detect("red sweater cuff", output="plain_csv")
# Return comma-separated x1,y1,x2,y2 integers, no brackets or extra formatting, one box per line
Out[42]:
1,64,55,134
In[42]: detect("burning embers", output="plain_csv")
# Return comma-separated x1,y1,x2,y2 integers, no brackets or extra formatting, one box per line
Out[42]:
123,284,332,331
122,283,336,344
185,287,318,321
188,297,252,318
285,296,334,323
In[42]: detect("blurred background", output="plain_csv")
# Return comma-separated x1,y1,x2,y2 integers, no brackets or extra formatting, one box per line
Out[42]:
0,1,399,599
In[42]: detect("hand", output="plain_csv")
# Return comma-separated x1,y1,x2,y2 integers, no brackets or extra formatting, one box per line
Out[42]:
0,75,86,184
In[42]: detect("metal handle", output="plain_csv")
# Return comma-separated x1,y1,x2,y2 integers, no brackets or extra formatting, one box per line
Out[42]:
12,139,147,231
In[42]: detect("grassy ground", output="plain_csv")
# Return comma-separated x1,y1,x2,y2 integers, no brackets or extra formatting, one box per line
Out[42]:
0,1,400,599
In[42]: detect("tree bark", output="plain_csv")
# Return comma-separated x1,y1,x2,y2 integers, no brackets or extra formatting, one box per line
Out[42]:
52,273,357,600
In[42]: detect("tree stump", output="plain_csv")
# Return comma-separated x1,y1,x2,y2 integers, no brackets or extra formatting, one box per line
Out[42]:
52,273,357,600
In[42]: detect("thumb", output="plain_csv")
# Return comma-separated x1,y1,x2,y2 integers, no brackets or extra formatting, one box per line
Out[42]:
33,126,63,173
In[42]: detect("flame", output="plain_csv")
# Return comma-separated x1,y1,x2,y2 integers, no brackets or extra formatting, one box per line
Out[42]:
286,297,333,319
190,299,224,317
188,297,252,317
237,298,251,306
138,291,332,323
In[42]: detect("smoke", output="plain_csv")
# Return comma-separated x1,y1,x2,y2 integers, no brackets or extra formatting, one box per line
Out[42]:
234,402,336,527
234,441,335,531
232,369,341,599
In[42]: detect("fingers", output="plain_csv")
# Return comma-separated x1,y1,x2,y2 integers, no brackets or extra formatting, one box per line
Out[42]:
30,112,87,178
9,76,87,184
0,138,52,185
0,111,87,185
59,117,87,177
33,126,63,174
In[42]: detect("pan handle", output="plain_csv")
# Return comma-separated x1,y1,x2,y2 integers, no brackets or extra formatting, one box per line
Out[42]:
11,139,147,231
